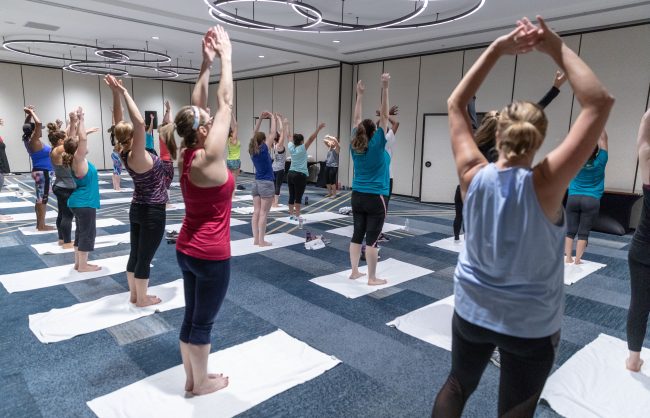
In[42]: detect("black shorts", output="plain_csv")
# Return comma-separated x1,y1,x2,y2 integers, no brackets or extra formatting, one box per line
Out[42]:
351,191,387,247
325,166,338,185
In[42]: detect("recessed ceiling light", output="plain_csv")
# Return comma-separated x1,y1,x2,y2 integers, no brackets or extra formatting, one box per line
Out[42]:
258,55,265,58
152,36,159,40
333,40,341,43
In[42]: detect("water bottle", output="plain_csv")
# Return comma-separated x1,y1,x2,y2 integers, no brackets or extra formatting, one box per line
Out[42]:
298,217,304,229
304,195,309,206
404,218,410,232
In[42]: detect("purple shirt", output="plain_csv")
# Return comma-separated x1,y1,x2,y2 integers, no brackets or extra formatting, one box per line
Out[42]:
123,150,173,205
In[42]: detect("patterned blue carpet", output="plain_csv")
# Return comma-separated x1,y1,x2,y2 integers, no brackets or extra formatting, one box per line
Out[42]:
0,172,646,417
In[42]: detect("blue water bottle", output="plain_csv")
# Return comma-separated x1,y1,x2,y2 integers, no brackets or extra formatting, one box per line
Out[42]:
304,195,309,205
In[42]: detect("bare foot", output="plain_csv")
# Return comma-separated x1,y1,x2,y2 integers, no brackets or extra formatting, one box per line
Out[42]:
349,271,366,280
253,240,259,246
626,357,644,372
192,374,229,396
74,264,79,271
57,239,64,246
574,259,583,265
565,257,574,264
185,373,220,392
135,296,161,307
259,241,273,247
37,225,56,231
78,264,101,273
129,295,137,304
62,243,74,249
368,278,388,286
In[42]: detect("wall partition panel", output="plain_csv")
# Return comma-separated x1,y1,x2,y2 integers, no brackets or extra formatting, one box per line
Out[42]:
414,51,464,198
357,62,383,126
253,77,273,129
317,67,340,162
293,71,318,161
383,57,420,195
236,79,254,173
576,25,650,191
463,48,516,113
272,74,294,131
347,64,360,184
131,79,164,154
99,78,134,168
62,72,105,168
0,63,30,172
162,81,191,118
513,35,580,166
338,63,354,187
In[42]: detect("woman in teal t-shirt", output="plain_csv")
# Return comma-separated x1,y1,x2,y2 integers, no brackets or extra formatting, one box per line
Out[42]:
565,130,608,264
62,107,101,273
287,122,325,221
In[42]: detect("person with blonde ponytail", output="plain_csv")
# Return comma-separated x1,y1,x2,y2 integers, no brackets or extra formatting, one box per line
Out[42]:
105,74,174,307
48,115,77,248
432,17,614,417
348,74,391,286
62,107,101,272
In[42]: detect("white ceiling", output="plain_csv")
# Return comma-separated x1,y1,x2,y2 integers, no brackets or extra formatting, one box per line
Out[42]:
0,0,648,81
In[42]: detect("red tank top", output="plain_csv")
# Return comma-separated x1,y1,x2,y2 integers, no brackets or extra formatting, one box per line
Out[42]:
176,148,234,260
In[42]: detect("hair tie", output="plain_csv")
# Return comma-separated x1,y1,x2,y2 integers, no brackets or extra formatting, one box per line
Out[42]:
191,106,200,130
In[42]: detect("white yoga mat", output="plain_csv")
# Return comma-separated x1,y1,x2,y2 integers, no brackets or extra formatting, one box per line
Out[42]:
0,255,130,293
327,222,404,238
99,188,134,194
31,232,130,255
0,191,28,198
165,218,247,234
87,329,341,418
0,211,57,223
231,233,304,256
5,184,20,190
125,202,185,213
0,201,33,209
232,194,254,202
310,258,434,299
387,295,455,351
564,260,606,285
231,205,287,215
277,212,348,225
19,218,124,235
170,182,180,188
29,279,184,343
98,172,129,177
98,181,108,185
541,333,650,418
101,197,133,205
428,235,464,253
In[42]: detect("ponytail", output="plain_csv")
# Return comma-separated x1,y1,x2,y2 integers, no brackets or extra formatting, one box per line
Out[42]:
351,124,368,153
61,137,78,167
496,101,547,161
158,123,178,160
114,121,134,160
249,132,265,156
47,122,66,147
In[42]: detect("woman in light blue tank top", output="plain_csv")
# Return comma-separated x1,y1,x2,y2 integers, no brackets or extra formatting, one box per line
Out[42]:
61,107,102,273
431,17,614,418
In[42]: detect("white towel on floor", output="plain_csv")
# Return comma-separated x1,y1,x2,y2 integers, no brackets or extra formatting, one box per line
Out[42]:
564,260,606,285
101,197,133,205
231,205,287,215
327,222,404,238
31,232,131,255
0,255,130,293
5,184,20,190
125,203,185,213
0,211,58,223
0,201,33,209
541,333,650,418
310,258,434,299
87,330,340,418
165,218,247,234
29,279,185,343
387,295,455,351
0,191,28,198
232,194,254,202
19,218,124,235
277,212,348,225
231,233,304,256
99,188,134,194
428,235,464,253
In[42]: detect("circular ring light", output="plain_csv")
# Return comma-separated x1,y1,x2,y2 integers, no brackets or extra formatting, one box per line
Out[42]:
95,47,171,64
158,65,201,77
2,39,101,61
65,61,129,76
118,63,179,79
205,0,323,31
385,0,485,30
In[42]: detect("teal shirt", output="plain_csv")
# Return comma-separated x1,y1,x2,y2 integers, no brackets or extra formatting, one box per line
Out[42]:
288,142,308,176
568,150,608,199
68,161,100,209
145,132,155,150
351,127,390,196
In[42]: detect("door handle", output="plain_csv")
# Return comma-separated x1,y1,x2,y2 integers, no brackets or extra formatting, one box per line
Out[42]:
425,161,432,168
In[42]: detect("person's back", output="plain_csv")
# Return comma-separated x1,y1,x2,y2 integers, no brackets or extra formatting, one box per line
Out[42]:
69,161,100,209
288,142,308,175
456,163,565,338
123,150,172,205
351,127,390,196
568,149,608,199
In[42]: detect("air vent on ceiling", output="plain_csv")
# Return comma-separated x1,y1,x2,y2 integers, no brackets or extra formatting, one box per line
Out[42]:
24,21,60,31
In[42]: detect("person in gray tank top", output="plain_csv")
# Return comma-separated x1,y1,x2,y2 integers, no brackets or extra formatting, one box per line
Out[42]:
431,16,614,418
271,114,287,207
323,135,340,198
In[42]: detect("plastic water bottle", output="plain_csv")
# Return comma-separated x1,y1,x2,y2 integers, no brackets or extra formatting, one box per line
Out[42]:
298,217,304,229
304,196,309,205
404,218,410,232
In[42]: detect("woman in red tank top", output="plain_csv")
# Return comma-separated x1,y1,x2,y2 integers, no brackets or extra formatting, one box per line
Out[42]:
169,26,234,397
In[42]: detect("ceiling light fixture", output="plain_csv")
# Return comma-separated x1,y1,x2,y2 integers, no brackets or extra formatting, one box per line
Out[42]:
332,40,341,43
258,55,265,58
204,0,484,32
152,36,160,40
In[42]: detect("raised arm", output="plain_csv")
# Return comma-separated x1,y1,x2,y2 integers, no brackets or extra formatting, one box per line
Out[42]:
65,111,78,138
147,114,154,134
353,80,364,128
537,70,566,109
277,116,287,149
379,73,390,132
266,112,277,148
112,86,123,125
106,75,147,159
271,114,283,149
532,16,614,218
637,109,650,185
72,107,89,177
192,28,217,110
24,107,43,147
230,112,238,142
162,100,171,126
598,130,608,151
305,122,325,150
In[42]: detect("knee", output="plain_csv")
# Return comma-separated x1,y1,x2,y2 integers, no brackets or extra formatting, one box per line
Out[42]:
351,230,364,245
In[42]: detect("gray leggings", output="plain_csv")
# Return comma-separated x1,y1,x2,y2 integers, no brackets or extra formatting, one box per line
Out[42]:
566,195,600,240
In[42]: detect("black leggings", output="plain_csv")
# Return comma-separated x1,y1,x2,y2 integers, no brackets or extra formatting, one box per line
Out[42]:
566,195,600,240
52,185,74,244
432,313,559,418
177,251,230,345
287,171,307,205
627,240,650,352
71,207,96,252
453,185,463,240
273,169,285,196
351,191,386,247
127,203,166,279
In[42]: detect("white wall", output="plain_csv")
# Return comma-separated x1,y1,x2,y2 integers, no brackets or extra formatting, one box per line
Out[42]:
293,71,318,160
317,68,340,162
236,79,254,173
0,63,30,172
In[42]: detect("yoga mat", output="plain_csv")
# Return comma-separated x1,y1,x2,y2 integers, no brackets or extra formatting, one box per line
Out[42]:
428,235,464,253
0,191,28,198
276,212,348,225
541,333,650,418
232,194,254,202
29,279,184,343
231,205,287,215
0,211,57,223
231,233,304,256
165,218,247,234
564,260,607,285
87,330,341,418
101,197,133,205
19,218,124,235
125,202,185,213
0,201,33,209
310,258,434,299
99,188,134,194
0,255,130,293
327,222,404,238
387,295,455,351
31,232,130,255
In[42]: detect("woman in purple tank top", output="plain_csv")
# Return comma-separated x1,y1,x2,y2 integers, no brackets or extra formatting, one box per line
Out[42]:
105,75,174,308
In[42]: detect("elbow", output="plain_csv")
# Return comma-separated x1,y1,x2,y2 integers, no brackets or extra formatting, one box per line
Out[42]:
585,91,615,113
447,97,463,112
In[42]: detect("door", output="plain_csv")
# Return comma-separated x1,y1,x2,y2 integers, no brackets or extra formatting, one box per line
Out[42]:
420,114,457,203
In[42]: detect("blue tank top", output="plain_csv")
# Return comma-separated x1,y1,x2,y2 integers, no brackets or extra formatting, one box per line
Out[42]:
251,143,274,181
68,161,100,209
145,132,155,150
454,164,566,338
30,144,52,171
350,127,390,196
569,149,608,199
